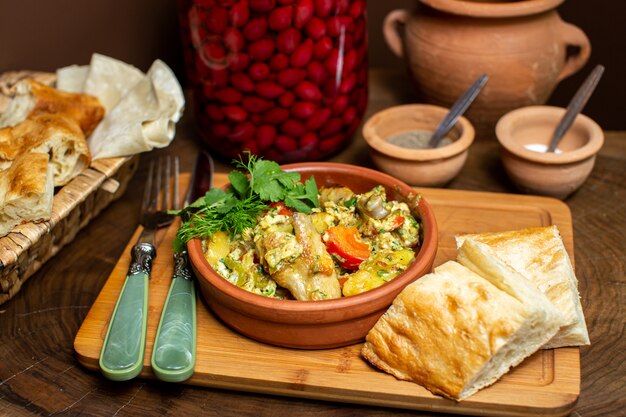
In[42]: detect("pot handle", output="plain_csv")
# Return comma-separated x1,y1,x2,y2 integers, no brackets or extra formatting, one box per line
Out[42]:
556,20,591,82
383,9,409,58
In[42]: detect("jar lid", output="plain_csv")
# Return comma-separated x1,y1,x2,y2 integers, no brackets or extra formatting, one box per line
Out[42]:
420,0,565,18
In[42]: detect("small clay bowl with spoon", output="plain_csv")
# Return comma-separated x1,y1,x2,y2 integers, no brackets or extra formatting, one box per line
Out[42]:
362,104,475,187
495,105,603,199
495,65,605,199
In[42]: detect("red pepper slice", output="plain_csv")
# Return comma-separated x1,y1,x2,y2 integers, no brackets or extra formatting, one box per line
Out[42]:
268,202,292,216
323,226,370,270
389,215,405,231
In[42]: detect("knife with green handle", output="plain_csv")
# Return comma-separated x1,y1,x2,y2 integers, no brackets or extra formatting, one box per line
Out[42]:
151,151,213,382
100,157,177,381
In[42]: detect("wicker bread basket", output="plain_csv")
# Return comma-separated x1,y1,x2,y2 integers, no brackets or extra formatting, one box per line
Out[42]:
0,71,139,304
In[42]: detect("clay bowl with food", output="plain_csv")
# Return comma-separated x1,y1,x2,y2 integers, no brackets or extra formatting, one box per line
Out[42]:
362,104,475,187
496,105,604,199
188,162,438,349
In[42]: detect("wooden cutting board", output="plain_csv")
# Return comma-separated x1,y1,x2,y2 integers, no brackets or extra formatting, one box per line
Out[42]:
75,173,580,417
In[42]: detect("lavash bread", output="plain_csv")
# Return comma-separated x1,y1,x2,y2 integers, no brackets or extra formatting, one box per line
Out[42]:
0,79,104,136
0,113,90,186
456,226,590,348
0,152,54,236
361,241,562,401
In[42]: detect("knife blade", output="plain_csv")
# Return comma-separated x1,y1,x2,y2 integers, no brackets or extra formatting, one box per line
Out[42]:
150,150,213,383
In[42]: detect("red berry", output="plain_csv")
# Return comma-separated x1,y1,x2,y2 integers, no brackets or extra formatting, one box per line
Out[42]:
215,87,243,104
211,123,230,137
342,106,357,125
305,108,332,130
255,81,285,99
257,125,277,149
281,119,307,137
249,0,275,12
294,81,322,101
276,28,301,54
223,27,245,52
223,105,249,123
291,101,317,119
277,68,306,87
320,117,343,137
313,37,333,60
229,0,250,27
319,133,344,152
263,108,290,124
314,0,333,18
229,52,250,71
268,6,294,31
205,104,225,121
228,122,256,142
290,38,313,67
299,132,319,150
243,18,267,41
230,73,255,92
327,16,352,38
278,91,296,107
248,38,275,61
306,61,327,84
305,17,326,40
269,53,290,71
275,135,298,152
206,7,228,34
331,94,349,114
294,0,314,28
242,96,274,113
248,62,270,80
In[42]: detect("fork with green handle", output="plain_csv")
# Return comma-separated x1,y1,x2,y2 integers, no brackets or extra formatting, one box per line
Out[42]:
99,156,180,381
151,151,213,382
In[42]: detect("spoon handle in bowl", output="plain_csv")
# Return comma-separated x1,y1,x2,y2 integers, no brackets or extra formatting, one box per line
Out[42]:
547,64,605,153
429,74,488,148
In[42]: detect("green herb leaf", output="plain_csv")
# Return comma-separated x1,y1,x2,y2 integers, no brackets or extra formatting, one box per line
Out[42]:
228,170,249,197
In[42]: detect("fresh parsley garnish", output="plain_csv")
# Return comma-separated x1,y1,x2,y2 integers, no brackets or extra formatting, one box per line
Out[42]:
173,154,319,251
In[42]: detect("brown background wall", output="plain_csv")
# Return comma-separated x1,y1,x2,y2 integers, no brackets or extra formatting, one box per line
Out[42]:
1,0,623,129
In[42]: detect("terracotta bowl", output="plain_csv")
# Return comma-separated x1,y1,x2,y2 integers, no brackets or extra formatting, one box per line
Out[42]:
188,162,438,349
495,105,604,199
362,104,475,187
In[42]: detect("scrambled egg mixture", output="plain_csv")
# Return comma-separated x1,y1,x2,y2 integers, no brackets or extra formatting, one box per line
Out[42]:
203,185,421,301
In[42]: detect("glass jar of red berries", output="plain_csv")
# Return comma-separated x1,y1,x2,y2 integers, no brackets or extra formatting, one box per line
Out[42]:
178,0,368,163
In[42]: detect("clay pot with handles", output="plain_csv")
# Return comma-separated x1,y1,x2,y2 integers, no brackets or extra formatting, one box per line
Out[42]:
383,0,591,135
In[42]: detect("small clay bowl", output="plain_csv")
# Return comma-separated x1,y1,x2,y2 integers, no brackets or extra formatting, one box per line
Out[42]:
496,105,604,199
188,162,438,349
362,104,475,187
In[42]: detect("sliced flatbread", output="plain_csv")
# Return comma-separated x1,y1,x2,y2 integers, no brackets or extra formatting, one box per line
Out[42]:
0,113,90,186
362,251,562,401
0,152,54,237
0,79,104,136
456,226,590,348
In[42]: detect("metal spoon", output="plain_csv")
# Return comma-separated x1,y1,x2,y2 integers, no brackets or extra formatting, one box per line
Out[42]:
428,74,489,148
547,64,605,153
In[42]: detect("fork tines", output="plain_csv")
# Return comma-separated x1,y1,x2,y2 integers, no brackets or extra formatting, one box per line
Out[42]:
142,156,181,214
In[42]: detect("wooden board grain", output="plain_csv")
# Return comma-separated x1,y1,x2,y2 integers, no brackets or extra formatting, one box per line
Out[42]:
74,173,580,417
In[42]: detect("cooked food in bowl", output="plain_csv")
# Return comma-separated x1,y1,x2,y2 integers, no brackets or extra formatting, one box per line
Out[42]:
203,184,421,301
177,156,423,302
185,161,438,349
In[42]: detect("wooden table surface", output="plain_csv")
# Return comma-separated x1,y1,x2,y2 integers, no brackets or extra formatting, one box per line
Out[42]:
1,70,624,417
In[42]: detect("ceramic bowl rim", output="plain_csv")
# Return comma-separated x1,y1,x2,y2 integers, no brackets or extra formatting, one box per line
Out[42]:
362,104,475,162
419,0,565,18
495,105,604,165
187,162,439,319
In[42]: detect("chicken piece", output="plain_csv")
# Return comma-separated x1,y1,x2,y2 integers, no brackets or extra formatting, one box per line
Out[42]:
271,212,341,301
319,185,355,206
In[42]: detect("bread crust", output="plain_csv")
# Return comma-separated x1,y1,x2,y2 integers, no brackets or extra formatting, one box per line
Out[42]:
456,226,590,348
0,112,90,186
